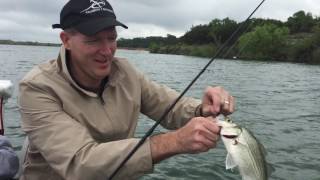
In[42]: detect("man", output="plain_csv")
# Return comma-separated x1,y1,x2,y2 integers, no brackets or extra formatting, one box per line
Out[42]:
19,0,235,179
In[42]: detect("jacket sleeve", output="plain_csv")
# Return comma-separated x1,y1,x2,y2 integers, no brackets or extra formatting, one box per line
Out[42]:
139,71,202,130
19,81,153,180
0,135,19,179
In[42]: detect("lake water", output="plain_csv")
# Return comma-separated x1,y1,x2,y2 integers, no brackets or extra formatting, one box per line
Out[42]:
0,44,319,180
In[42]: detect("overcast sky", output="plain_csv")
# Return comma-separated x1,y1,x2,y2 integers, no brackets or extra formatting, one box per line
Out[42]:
0,0,319,43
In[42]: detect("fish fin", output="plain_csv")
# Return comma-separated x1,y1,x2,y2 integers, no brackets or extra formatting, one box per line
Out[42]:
226,153,237,170
259,141,268,156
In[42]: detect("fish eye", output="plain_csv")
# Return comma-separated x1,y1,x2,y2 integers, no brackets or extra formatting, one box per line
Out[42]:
225,116,233,123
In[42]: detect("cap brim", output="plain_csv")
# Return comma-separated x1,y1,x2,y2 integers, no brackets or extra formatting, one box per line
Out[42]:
73,17,128,36
52,24,62,29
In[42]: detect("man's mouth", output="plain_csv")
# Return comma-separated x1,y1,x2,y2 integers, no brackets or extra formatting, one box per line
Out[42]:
95,59,108,63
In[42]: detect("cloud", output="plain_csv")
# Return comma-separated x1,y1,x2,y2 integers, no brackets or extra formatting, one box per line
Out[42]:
117,23,185,39
0,0,319,43
0,0,63,42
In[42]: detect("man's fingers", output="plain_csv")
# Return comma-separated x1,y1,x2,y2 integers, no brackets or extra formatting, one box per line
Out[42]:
221,95,235,115
228,95,235,113
193,134,217,152
196,118,220,142
202,119,221,134
203,86,236,116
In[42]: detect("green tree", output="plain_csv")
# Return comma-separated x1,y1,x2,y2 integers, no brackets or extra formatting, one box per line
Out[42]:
238,24,289,60
165,34,178,45
245,18,285,32
288,25,320,64
181,24,211,44
286,11,316,33
208,18,238,46
148,42,160,53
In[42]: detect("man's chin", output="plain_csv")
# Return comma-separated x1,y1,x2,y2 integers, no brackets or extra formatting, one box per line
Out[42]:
95,70,111,80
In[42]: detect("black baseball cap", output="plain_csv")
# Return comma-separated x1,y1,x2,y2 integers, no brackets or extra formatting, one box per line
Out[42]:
52,0,128,36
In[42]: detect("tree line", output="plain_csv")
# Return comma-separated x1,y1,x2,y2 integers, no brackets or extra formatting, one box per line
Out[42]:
118,10,320,64
0,39,60,47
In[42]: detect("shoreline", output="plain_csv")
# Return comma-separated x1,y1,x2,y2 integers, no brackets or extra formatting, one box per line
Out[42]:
1,42,319,65
0,42,148,51
118,47,148,51
0,42,60,47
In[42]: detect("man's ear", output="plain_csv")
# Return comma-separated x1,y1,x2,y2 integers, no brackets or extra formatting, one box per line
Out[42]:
60,31,72,50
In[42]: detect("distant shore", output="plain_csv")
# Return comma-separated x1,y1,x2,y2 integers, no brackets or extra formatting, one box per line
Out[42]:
0,40,60,47
0,40,147,51
118,47,147,51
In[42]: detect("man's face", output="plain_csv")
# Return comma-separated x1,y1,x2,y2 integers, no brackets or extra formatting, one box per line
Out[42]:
62,28,117,85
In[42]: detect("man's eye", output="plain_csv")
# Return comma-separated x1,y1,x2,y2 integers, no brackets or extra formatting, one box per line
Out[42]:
86,39,99,43
108,36,117,41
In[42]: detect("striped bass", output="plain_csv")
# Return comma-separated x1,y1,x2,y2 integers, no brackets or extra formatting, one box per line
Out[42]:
217,116,268,180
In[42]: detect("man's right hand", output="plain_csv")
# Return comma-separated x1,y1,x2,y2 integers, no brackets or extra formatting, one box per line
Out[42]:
150,117,220,164
174,116,220,154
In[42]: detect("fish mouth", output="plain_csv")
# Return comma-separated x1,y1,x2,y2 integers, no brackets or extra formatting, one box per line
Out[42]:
222,135,238,139
221,127,242,139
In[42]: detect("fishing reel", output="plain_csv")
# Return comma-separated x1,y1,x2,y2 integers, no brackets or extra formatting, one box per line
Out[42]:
0,80,13,102
0,80,13,135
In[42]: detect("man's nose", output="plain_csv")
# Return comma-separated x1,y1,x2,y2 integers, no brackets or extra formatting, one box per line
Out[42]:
99,40,113,56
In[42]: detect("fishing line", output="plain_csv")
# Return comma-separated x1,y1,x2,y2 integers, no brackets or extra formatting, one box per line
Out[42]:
109,0,266,179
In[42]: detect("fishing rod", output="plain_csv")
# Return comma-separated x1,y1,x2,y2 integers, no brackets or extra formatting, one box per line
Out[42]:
109,0,266,179
0,97,4,135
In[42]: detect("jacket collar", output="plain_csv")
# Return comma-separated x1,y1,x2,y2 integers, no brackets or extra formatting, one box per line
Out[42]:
57,45,124,97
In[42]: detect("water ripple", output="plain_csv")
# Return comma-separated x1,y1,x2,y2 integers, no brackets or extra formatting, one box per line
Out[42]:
1,46,320,180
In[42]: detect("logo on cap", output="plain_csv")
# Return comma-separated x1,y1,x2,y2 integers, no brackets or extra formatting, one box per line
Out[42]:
80,0,114,14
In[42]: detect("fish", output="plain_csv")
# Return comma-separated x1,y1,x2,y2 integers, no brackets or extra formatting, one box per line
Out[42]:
217,116,268,180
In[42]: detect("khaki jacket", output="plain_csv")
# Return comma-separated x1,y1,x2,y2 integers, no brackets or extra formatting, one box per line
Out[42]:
19,46,201,180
